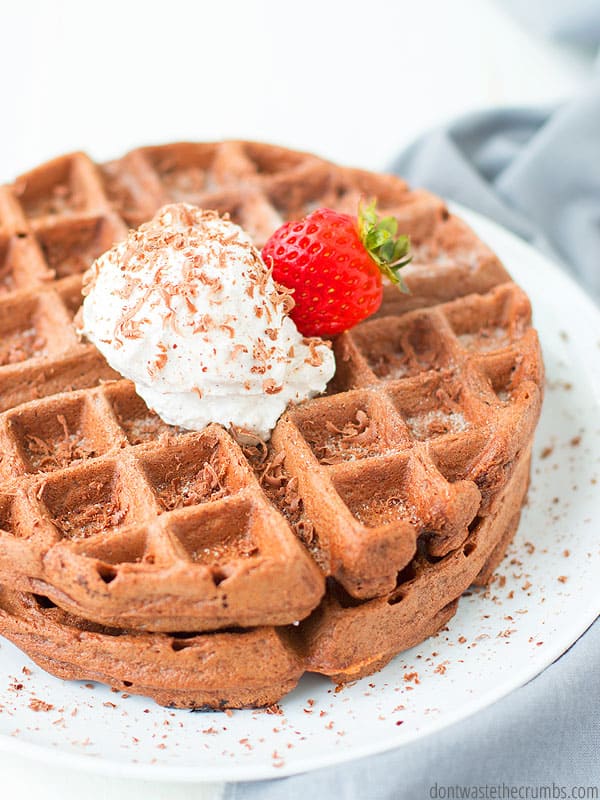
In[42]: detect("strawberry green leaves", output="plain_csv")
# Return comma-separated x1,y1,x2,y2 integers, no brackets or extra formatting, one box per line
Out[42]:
358,199,412,292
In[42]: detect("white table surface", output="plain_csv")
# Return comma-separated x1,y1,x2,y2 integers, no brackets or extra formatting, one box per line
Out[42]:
0,1,594,797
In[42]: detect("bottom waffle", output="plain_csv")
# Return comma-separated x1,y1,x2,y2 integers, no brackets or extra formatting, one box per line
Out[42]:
0,591,302,709
0,449,530,709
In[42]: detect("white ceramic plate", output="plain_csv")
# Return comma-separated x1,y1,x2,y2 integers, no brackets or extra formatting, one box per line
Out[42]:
0,206,598,783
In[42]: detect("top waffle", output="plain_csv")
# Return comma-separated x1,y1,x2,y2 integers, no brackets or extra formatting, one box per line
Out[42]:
0,142,543,631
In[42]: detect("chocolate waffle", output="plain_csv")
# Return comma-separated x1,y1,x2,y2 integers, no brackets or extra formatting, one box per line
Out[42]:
0,142,543,705
0,441,531,708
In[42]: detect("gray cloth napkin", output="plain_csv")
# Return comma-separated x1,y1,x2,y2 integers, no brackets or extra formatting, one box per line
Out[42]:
391,80,600,303
226,7,600,797
502,0,600,49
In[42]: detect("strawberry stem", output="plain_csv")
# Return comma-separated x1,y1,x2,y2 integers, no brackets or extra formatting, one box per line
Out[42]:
358,199,412,292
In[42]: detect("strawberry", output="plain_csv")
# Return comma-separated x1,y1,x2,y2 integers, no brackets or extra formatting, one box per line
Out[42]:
262,201,411,337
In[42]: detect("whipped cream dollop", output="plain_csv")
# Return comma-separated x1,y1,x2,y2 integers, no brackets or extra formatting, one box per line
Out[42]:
81,204,335,439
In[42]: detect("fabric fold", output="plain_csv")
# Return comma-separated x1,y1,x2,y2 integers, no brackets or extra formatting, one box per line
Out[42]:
391,80,600,302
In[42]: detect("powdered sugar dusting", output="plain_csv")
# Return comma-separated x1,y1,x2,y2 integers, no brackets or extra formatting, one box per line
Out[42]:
406,408,470,440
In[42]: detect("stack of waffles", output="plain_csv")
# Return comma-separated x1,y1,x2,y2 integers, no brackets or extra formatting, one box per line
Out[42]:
0,142,543,708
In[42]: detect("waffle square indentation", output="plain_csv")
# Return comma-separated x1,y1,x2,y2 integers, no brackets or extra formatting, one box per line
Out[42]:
7,396,110,474
98,161,154,227
443,284,530,354
351,312,453,381
428,431,488,485
475,335,542,410
143,143,221,204
241,142,310,176
71,526,148,566
290,393,406,465
15,156,86,221
388,374,473,442
263,165,334,221
104,382,181,445
36,216,117,279
0,298,48,366
331,456,417,529
39,462,134,540
167,497,259,566
138,435,239,513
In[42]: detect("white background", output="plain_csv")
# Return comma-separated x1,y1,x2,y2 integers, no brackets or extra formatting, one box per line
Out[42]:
1,0,594,183
0,1,595,797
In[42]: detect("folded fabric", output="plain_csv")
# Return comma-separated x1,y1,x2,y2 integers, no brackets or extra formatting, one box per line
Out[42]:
502,0,600,48
391,79,600,303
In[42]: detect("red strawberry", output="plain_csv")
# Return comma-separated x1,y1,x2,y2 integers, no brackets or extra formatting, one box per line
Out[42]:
262,201,411,337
